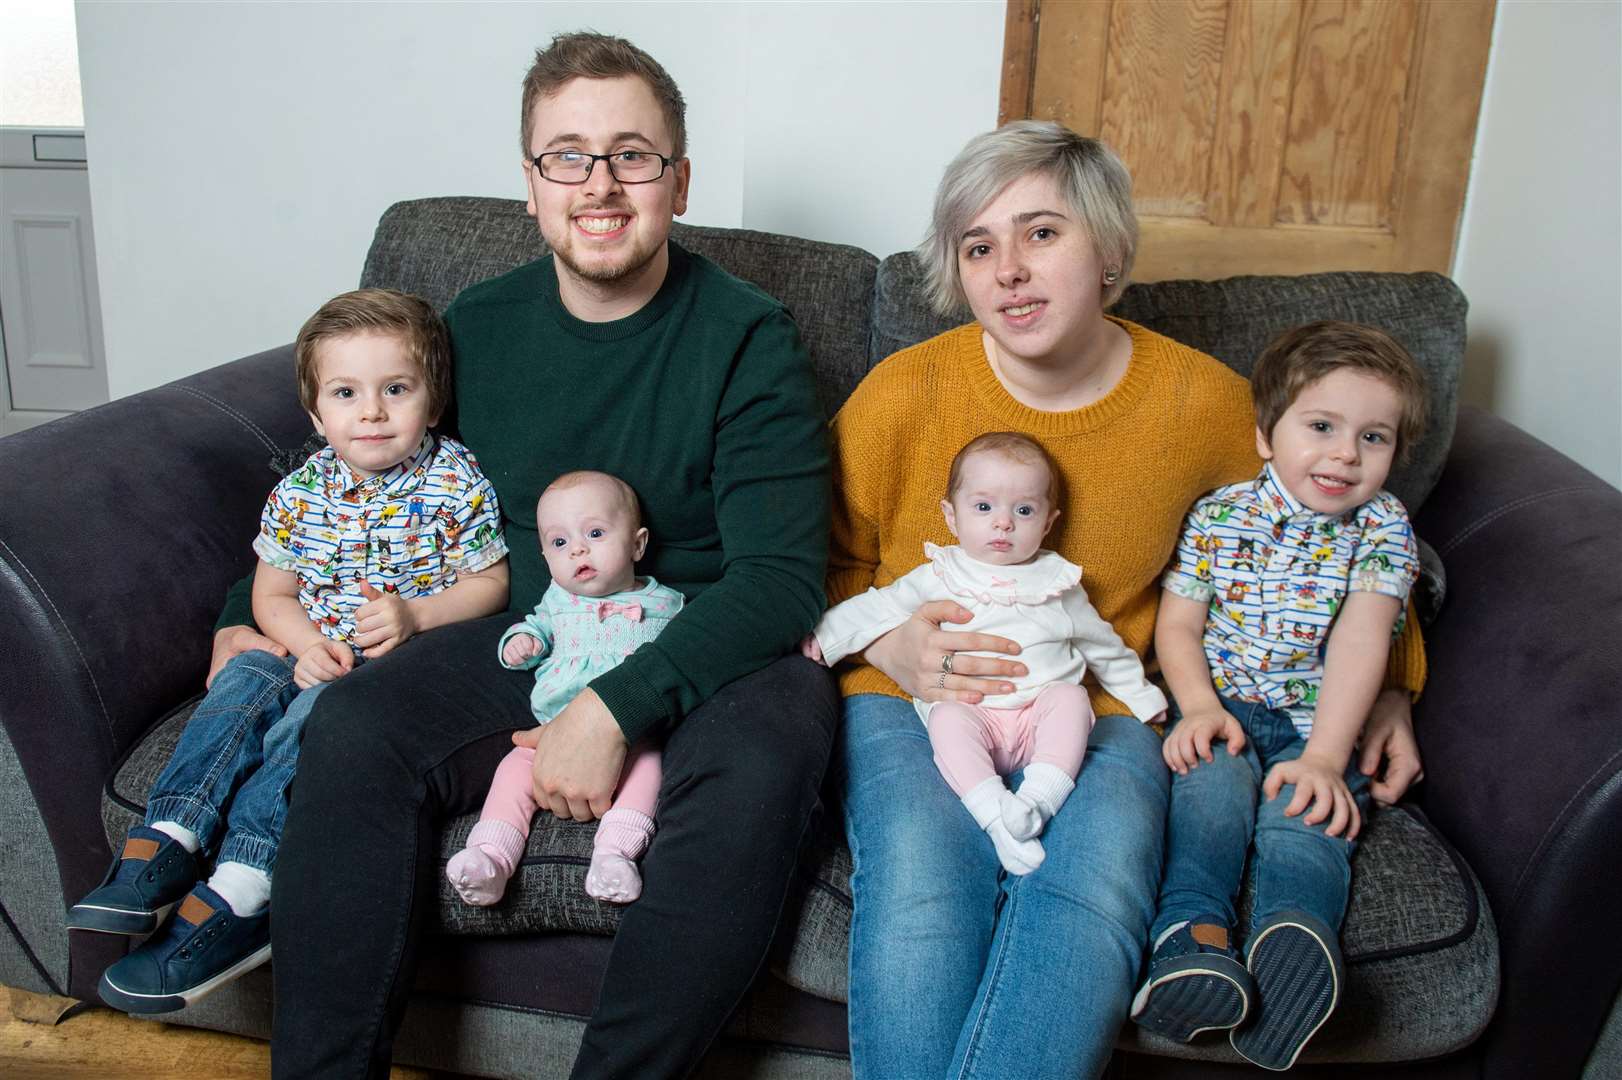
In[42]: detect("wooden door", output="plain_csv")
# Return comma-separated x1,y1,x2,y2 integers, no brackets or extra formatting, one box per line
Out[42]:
999,0,1495,280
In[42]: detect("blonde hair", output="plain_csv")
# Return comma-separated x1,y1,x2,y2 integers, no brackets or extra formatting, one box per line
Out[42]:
919,121,1137,315
520,32,687,158
1252,321,1429,463
946,432,1061,505
294,288,450,420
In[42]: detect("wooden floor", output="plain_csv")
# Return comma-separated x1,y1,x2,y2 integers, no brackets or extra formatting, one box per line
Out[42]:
0,986,453,1079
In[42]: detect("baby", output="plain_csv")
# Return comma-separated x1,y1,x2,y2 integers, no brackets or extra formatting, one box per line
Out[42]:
1132,321,1426,1070
806,431,1165,875
71,288,509,1014
448,470,682,906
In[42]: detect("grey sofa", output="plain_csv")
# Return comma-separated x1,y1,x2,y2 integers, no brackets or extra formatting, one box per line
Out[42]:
2,198,1618,1079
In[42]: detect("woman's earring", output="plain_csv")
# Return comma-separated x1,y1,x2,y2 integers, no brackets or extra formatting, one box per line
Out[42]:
1103,267,1120,286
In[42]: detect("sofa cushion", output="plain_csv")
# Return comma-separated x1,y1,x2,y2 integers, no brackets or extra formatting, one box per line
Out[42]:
105,700,1497,1065
359,197,879,419
870,252,1466,512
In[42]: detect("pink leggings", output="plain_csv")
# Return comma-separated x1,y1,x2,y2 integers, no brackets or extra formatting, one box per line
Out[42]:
475,738,662,837
928,682,1094,797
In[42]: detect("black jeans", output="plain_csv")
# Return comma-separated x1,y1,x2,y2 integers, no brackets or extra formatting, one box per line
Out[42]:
269,613,839,1079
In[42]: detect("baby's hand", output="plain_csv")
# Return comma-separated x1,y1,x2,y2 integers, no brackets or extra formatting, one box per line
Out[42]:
353,582,418,658
295,639,354,690
1162,706,1246,774
799,634,826,665
502,631,544,667
1265,752,1361,839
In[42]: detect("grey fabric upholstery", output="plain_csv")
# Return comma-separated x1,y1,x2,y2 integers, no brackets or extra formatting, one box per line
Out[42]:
872,253,1466,512
360,198,879,418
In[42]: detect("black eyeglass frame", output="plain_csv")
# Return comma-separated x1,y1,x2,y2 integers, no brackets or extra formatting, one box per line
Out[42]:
530,150,680,185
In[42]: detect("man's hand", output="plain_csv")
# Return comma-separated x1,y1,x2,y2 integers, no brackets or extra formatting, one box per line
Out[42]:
512,688,627,822
207,626,287,688
353,582,419,659
1162,706,1246,774
1358,687,1425,805
799,634,826,665
294,639,354,689
502,631,545,667
1265,752,1361,839
862,600,1024,704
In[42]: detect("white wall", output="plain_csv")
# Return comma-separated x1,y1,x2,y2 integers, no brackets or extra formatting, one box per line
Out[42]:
75,1,1004,400
1452,0,1622,488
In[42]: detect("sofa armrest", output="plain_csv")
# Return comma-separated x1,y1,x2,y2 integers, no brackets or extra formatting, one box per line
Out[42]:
0,347,309,958
1411,405,1622,1077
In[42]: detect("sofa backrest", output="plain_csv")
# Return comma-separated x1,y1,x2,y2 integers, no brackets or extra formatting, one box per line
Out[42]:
362,197,1463,510
360,197,879,420
871,251,1465,510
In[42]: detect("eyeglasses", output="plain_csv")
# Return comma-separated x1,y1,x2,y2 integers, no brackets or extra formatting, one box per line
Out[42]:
530,150,678,185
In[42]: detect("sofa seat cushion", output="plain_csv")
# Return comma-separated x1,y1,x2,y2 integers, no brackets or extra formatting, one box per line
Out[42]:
109,697,1497,1064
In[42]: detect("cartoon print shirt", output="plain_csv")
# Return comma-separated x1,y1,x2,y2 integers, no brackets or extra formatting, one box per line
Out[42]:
1163,462,1419,737
252,434,508,652
497,578,684,725
814,542,1167,724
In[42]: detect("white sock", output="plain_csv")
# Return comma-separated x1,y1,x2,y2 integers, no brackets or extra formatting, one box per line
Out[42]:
1002,763,1077,841
151,821,201,854
961,778,1045,876
207,861,271,917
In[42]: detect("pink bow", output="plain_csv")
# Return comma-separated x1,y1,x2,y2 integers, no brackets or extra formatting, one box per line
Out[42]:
598,600,643,623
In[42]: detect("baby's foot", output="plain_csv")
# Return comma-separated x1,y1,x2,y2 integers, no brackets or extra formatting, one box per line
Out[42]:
447,846,512,906
1000,788,1045,841
584,851,643,904
983,819,1046,876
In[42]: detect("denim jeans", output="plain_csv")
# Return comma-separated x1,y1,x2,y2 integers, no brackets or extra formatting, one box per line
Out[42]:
841,693,1169,1080
1152,696,1372,946
145,648,332,874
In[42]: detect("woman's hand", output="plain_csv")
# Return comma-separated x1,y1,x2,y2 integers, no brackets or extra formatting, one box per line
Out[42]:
862,599,1026,703
206,626,287,688
1358,687,1425,805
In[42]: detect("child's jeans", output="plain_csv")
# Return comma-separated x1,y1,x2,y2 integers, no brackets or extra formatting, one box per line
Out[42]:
144,648,340,874
1151,695,1372,945
926,682,1093,797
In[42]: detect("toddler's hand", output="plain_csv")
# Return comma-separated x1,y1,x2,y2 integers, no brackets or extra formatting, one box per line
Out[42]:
799,634,826,665
503,631,544,667
1265,752,1361,839
1162,706,1246,774
295,638,354,689
353,582,418,658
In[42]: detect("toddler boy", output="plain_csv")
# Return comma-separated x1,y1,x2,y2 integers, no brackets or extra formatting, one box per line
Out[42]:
68,288,509,1013
1131,321,1426,1070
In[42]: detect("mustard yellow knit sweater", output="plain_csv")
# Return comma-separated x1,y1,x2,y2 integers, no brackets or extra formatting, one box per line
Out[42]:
828,319,1426,717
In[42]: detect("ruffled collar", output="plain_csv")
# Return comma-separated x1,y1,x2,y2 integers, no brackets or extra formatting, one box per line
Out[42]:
925,542,1082,606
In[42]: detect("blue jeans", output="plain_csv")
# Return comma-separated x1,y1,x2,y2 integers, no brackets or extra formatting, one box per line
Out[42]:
841,693,1169,1079
1152,696,1372,945
144,649,332,874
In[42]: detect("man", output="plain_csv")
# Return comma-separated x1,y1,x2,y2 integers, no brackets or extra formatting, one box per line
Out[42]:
212,31,836,1078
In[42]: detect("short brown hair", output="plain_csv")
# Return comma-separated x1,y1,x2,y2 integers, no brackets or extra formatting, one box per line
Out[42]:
946,432,1061,505
294,288,451,421
520,32,687,159
1252,321,1429,462
541,470,642,529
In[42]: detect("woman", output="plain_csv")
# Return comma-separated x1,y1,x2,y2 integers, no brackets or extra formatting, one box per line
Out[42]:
830,121,1425,1077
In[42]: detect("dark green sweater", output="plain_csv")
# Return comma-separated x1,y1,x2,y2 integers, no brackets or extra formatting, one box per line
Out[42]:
223,242,829,743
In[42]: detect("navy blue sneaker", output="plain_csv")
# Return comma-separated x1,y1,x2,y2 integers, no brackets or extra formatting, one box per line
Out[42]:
1230,910,1344,1071
98,883,270,1015
66,826,199,935
1131,920,1255,1042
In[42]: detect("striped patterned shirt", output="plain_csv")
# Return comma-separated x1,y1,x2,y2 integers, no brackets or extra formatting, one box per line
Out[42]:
252,434,507,651
1163,464,1418,735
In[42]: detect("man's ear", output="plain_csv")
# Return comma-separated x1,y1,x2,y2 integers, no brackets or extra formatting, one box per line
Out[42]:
940,498,959,539
1255,425,1274,461
632,526,650,561
523,159,538,219
671,158,692,218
